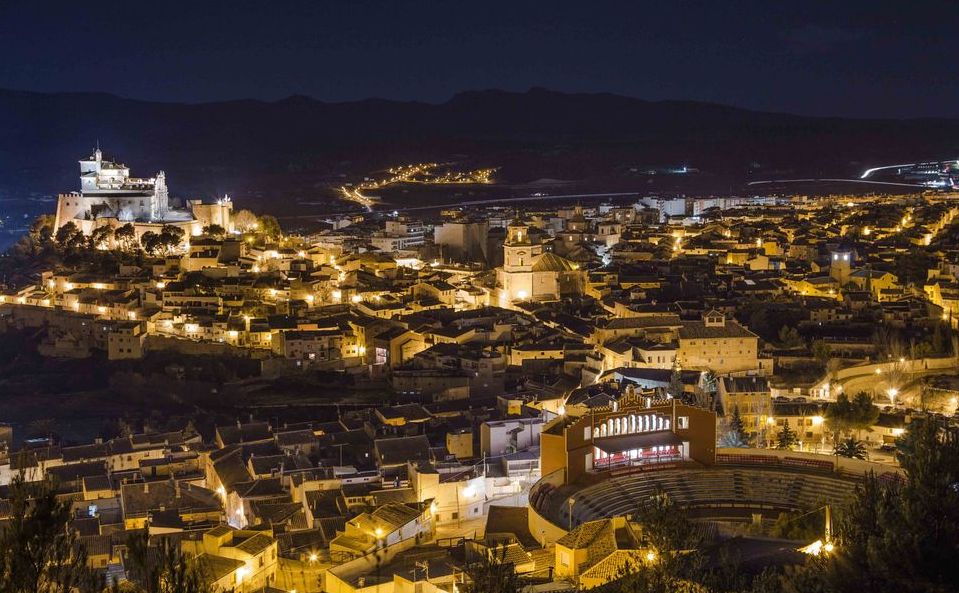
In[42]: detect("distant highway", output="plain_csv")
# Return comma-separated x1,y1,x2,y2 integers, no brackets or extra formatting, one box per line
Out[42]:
860,163,920,179
394,191,642,212
273,190,644,222
746,178,925,188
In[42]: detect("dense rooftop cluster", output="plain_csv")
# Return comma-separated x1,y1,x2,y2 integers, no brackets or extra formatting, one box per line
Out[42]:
2,188,959,591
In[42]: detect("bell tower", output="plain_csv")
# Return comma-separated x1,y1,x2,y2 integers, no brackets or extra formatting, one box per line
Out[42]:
503,220,540,272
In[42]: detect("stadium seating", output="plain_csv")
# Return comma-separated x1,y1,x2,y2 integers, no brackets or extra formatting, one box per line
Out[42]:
553,467,858,528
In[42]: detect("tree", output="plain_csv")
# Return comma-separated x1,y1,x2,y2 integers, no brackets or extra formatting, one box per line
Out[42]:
54,221,85,252
140,231,162,256
776,419,799,450
616,493,705,593
718,430,748,448
668,368,685,401
778,326,803,349
0,470,102,593
833,437,868,459
728,405,749,445
120,530,217,593
258,215,282,238
825,392,854,444
29,214,56,243
820,418,959,593
849,391,879,439
202,224,226,239
811,339,831,367
115,223,138,252
90,226,113,250
158,225,185,254
233,209,258,231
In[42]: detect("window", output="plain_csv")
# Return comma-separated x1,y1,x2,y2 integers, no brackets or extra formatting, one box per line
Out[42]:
677,417,689,429
584,426,592,440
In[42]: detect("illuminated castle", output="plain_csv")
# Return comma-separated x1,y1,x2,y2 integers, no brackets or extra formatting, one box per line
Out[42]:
53,148,233,242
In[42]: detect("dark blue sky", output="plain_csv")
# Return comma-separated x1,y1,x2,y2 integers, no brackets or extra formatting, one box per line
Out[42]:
1,0,955,118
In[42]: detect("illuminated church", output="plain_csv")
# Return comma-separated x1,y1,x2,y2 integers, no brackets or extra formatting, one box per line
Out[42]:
496,220,585,303
53,148,233,243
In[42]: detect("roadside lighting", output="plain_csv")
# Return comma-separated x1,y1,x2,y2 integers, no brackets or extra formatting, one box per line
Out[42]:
557,405,566,416
309,553,318,563
375,527,384,540
887,387,899,406
824,542,835,553
811,416,824,427
516,290,528,300
645,551,657,562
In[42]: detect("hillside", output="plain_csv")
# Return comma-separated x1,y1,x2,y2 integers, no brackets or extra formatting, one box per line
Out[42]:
1,86,957,206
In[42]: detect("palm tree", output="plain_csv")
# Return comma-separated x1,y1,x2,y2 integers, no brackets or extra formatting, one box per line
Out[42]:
834,437,868,459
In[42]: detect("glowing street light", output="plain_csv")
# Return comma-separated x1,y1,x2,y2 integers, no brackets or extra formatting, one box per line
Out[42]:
887,387,899,406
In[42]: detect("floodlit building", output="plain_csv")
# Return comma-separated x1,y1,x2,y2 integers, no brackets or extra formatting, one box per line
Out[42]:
53,148,233,244
496,220,584,303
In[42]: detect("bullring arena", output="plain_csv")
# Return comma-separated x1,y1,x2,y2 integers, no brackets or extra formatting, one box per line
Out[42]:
527,391,901,544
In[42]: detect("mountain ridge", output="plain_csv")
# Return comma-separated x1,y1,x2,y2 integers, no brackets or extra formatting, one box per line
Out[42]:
1,86,957,205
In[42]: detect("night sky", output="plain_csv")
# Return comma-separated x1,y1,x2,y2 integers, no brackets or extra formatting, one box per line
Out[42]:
1,0,955,118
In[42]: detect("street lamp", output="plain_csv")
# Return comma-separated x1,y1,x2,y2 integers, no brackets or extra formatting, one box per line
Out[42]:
887,387,899,407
